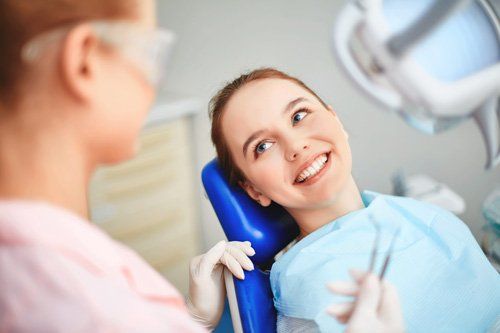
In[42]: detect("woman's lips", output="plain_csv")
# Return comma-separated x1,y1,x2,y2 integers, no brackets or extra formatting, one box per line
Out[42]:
295,153,328,182
294,152,332,186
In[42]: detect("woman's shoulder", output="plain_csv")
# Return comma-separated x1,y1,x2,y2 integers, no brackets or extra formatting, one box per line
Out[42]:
369,192,479,252
366,191,443,214
367,191,464,227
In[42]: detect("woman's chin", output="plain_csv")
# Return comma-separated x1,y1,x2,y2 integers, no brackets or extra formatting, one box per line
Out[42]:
299,172,351,207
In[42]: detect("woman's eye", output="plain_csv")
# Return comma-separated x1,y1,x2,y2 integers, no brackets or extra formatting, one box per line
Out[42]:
256,141,273,154
292,110,308,125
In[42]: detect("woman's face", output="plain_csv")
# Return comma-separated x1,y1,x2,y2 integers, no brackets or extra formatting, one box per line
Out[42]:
222,78,353,210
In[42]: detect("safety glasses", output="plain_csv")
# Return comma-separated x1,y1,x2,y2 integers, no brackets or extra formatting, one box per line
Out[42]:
21,20,176,90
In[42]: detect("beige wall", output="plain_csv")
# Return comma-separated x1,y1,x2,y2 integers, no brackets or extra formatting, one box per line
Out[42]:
157,0,499,249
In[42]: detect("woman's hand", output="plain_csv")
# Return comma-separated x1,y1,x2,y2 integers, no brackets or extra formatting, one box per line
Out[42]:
187,240,255,329
327,269,405,333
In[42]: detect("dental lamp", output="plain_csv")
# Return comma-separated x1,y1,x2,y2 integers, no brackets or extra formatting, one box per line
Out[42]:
332,0,500,169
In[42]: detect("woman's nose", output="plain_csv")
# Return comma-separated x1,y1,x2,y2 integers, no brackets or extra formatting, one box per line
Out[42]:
286,143,309,162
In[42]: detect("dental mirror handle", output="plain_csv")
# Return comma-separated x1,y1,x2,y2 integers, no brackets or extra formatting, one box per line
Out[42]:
473,96,500,169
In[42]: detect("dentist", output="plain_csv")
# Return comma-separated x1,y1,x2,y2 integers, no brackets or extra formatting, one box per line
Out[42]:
0,0,253,331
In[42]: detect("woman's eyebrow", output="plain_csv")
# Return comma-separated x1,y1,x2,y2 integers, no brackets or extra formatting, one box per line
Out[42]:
283,97,308,115
243,129,265,157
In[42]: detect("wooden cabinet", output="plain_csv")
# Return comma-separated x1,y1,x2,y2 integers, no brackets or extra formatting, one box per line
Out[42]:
89,101,200,295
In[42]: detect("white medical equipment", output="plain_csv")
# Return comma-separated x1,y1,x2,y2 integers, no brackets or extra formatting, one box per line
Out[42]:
392,171,466,214
332,0,500,169
482,188,500,271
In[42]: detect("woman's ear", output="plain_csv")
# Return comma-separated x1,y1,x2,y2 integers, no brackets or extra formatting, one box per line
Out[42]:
239,180,272,207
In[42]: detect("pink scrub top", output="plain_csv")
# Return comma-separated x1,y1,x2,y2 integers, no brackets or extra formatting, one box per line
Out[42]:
0,200,207,333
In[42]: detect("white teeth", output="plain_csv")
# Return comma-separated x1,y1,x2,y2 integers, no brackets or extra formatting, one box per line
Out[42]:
295,153,329,183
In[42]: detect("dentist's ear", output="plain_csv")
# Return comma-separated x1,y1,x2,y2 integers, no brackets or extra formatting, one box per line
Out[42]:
239,181,272,207
60,23,99,102
328,105,349,139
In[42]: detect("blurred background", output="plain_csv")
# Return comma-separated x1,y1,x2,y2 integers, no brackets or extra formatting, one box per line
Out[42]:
89,0,499,299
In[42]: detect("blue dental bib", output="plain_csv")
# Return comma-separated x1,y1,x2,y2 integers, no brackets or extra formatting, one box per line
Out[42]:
270,191,500,332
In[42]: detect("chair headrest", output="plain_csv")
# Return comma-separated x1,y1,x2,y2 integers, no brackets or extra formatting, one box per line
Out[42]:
202,159,299,268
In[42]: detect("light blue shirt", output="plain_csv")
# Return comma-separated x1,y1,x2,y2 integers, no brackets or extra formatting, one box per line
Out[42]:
270,191,500,332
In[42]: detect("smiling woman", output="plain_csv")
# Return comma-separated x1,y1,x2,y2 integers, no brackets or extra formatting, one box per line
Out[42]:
208,68,500,332
209,68,362,235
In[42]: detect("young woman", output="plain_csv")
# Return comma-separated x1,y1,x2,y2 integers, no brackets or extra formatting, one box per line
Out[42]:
209,68,500,332
0,1,255,331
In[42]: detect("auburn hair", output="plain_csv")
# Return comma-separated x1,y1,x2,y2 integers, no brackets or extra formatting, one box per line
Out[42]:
0,0,138,106
209,68,328,185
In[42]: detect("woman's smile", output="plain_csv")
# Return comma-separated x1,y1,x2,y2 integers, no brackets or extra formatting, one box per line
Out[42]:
293,151,331,185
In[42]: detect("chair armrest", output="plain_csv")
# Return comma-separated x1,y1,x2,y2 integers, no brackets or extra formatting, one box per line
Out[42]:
224,268,243,333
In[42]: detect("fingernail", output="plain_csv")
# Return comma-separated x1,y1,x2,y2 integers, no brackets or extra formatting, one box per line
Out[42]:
365,273,377,285
248,248,256,256
349,268,366,280
326,305,340,316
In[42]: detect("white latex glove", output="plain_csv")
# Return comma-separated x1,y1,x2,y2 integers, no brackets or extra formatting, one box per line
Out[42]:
186,240,255,330
327,269,405,333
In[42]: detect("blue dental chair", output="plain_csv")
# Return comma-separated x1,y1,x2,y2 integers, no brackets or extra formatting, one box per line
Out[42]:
202,159,299,333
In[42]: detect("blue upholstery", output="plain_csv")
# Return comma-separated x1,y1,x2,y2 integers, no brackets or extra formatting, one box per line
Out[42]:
202,159,299,333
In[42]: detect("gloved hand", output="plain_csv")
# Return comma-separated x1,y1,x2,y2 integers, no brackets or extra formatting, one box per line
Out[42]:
186,240,255,330
327,269,405,333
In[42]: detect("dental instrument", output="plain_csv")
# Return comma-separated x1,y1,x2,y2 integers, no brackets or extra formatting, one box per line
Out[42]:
368,217,401,278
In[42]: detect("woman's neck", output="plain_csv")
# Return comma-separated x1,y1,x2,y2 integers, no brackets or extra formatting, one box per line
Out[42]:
288,176,364,239
0,111,92,219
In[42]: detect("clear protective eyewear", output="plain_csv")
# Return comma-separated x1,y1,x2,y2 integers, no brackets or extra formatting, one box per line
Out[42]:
21,20,176,90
